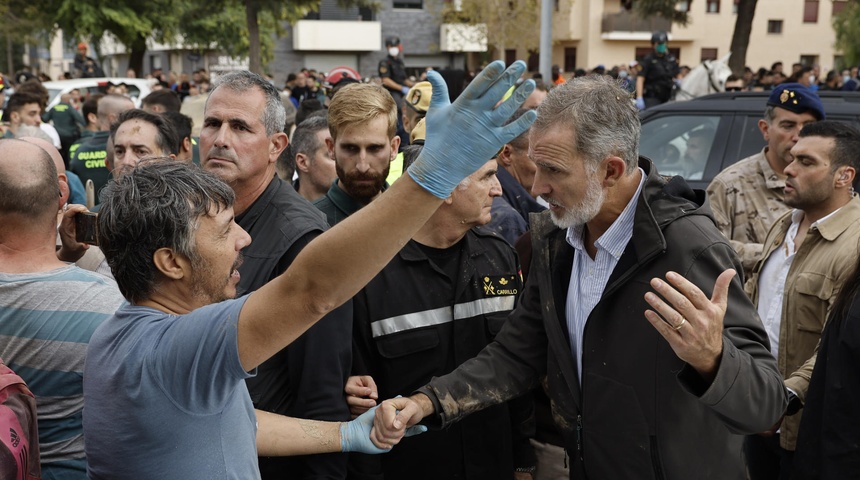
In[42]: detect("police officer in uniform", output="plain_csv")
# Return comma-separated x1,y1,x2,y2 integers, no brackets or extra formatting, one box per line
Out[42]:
635,31,679,110
379,36,413,149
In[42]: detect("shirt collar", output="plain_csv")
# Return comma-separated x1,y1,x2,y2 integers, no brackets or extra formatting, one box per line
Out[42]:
792,194,860,241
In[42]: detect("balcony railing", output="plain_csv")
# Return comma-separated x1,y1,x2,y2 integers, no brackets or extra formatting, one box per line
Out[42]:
292,20,381,51
601,10,672,34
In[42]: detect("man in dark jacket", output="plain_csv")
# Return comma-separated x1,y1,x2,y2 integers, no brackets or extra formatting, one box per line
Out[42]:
200,70,352,479
374,75,788,479
348,152,535,479
635,30,679,110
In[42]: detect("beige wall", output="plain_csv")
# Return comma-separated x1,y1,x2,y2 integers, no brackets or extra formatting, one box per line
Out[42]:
541,0,842,75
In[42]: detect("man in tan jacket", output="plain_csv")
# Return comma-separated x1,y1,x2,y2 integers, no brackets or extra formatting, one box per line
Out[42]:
745,120,860,479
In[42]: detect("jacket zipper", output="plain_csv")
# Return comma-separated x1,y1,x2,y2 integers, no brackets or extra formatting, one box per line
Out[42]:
576,414,584,462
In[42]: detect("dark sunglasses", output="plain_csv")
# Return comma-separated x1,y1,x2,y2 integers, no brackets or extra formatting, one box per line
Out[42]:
725,86,743,92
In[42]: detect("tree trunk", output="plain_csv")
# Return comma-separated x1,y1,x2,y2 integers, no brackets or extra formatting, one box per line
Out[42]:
6,33,13,75
245,0,262,74
128,35,147,78
728,0,758,76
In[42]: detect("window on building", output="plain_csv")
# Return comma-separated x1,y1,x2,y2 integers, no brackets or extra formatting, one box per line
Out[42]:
677,1,690,12
564,48,577,72
833,0,848,16
733,0,739,14
803,0,819,23
800,55,819,67
393,0,422,9
701,48,718,62
527,52,540,72
505,49,517,67
767,20,783,34
706,0,720,13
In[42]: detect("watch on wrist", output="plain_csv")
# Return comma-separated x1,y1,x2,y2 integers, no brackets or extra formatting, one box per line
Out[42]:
516,466,537,474
785,389,803,416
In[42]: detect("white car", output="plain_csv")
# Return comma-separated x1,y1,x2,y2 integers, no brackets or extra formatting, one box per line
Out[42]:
43,77,155,110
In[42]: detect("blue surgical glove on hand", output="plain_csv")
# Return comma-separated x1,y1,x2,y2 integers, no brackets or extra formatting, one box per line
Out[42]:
407,60,538,198
340,404,427,454
635,97,646,110
401,86,411,95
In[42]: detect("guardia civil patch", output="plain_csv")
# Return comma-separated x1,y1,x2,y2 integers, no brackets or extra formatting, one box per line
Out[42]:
482,275,519,296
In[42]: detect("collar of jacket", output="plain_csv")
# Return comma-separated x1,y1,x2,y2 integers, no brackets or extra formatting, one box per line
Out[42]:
802,194,860,242
400,228,488,263
235,174,283,227
325,178,388,217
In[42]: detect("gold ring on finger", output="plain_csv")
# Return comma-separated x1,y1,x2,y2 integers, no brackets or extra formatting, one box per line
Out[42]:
673,318,687,331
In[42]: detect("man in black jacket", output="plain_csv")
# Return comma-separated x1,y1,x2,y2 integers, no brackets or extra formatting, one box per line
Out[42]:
200,70,352,479
348,149,536,479
374,75,787,479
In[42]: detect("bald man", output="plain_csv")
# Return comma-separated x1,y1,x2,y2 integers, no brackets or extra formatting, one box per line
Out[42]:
0,139,124,479
68,94,134,205
18,136,85,206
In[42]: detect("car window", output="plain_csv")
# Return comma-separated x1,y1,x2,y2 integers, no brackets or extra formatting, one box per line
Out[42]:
737,116,766,160
640,114,721,180
47,88,61,107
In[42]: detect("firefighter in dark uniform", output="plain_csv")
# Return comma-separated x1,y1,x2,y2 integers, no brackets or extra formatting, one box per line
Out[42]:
348,142,536,479
635,30,679,110
379,36,413,149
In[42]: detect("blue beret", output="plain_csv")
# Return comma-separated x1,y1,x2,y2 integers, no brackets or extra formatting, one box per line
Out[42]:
767,83,825,120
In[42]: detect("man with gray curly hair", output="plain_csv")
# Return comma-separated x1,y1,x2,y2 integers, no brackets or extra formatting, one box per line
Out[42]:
200,70,353,479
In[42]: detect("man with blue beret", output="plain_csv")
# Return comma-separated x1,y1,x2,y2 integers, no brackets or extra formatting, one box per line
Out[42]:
707,83,824,276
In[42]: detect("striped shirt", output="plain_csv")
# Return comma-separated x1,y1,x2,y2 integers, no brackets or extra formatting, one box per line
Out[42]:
0,265,124,477
565,169,645,382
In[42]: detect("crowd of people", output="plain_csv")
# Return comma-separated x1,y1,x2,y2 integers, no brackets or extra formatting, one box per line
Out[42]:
1,35,860,480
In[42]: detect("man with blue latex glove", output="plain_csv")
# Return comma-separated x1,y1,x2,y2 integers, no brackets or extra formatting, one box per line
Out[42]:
82,61,535,479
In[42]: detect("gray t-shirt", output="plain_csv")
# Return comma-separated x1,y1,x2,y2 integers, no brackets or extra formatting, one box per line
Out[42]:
83,296,258,479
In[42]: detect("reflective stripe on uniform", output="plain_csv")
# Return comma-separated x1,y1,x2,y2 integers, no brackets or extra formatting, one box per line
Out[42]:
371,295,515,338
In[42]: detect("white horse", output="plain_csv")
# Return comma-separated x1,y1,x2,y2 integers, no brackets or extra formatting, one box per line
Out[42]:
675,53,733,101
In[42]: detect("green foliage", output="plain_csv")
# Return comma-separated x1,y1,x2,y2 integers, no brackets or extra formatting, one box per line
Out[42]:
834,0,860,66
3,0,380,73
441,0,540,59
53,0,174,47
0,0,57,45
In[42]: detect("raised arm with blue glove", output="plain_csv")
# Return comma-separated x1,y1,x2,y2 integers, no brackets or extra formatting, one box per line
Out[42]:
407,60,537,199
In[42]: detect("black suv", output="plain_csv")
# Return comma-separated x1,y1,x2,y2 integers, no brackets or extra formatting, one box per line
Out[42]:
638,91,860,190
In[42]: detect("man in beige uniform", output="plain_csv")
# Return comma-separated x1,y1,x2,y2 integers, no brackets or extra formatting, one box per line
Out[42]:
707,83,823,276
744,120,860,479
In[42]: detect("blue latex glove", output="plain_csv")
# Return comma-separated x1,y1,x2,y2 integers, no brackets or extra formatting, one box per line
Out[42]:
635,96,646,110
340,404,427,454
407,60,537,198
401,85,411,95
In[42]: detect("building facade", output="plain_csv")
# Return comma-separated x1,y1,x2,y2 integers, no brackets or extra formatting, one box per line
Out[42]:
530,0,848,75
